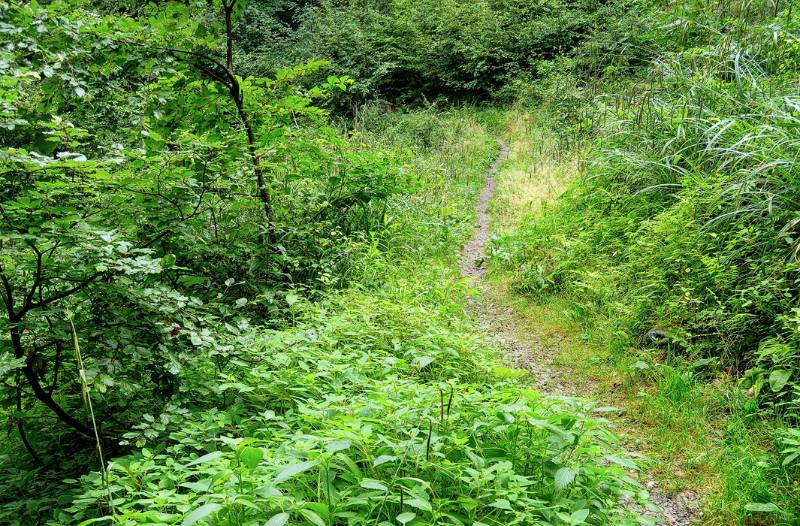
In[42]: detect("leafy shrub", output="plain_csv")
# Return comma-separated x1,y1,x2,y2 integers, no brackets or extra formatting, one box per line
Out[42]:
62,273,654,526
235,0,642,106
0,0,407,489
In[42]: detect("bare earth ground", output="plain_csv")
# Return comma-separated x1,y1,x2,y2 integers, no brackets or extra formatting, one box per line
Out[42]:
459,140,699,526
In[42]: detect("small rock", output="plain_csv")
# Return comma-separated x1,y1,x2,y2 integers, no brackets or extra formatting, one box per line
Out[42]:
646,329,668,343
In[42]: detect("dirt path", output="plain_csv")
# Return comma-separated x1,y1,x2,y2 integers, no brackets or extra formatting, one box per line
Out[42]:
459,139,698,526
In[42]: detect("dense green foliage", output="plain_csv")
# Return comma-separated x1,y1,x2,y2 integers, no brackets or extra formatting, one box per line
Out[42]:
499,1,800,416
0,1,658,524
493,0,800,521
1,0,405,468
234,0,646,106
63,234,652,526
4,0,799,523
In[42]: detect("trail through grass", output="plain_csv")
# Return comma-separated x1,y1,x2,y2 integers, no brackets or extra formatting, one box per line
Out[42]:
464,111,699,525
52,109,656,526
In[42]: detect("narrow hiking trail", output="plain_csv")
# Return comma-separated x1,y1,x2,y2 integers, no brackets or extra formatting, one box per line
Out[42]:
459,140,699,526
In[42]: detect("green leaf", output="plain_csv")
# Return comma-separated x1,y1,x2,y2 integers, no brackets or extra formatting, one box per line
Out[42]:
489,499,512,511
570,509,590,524
189,332,203,347
299,509,326,526
160,253,177,268
414,355,435,369
305,503,329,521
604,455,638,470
78,519,117,526
238,446,263,470
336,453,362,477
275,459,317,483
554,467,576,491
325,438,351,454
373,454,397,467
185,451,224,467
405,498,432,512
768,369,791,392
744,502,780,513
360,478,388,491
181,503,222,526
180,480,213,493
396,512,416,525
265,513,290,526
781,451,799,467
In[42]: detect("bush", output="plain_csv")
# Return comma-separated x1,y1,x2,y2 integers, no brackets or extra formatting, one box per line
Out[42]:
235,0,642,106
61,271,654,526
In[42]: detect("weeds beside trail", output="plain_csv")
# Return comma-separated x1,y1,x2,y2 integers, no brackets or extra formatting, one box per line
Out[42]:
46,110,657,526
488,109,800,524
485,3,800,522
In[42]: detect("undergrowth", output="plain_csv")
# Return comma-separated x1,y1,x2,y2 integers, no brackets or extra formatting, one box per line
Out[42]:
5,110,656,525
65,272,651,526
489,1,800,520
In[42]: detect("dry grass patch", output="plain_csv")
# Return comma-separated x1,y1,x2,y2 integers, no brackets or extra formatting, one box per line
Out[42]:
489,110,582,233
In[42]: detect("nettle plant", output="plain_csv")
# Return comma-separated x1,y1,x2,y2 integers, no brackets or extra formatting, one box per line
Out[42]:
0,0,405,464
64,288,656,526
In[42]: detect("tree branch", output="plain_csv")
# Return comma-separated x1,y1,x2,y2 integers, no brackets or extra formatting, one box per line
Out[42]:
223,0,235,71
20,271,105,317
16,372,45,467
23,244,44,313
0,271,13,317
49,341,63,396
7,319,92,436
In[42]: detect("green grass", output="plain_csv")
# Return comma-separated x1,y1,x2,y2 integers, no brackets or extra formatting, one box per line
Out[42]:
487,101,800,524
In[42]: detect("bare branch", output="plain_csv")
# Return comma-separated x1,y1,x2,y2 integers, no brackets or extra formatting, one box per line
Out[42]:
0,264,15,320
16,372,45,467
20,271,106,317
223,0,235,71
23,244,44,313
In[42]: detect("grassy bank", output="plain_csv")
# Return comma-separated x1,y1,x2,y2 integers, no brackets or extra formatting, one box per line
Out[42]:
488,108,800,524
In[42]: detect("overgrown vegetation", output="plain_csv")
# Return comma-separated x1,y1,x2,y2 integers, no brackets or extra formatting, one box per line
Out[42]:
3,0,798,523
0,1,659,524
491,1,800,523
233,0,650,107
1,0,411,472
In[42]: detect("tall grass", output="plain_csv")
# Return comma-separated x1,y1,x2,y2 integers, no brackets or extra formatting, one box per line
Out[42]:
497,1,800,522
508,0,800,379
